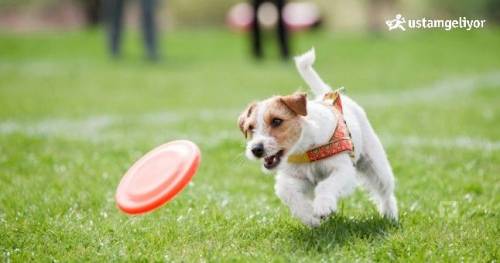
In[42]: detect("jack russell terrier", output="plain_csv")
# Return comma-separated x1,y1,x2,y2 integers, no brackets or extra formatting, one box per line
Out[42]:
238,48,398,227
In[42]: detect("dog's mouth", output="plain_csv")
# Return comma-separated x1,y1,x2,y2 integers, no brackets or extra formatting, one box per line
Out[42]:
264,150,284,170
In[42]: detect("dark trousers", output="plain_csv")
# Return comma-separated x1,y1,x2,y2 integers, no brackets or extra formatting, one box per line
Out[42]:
251,0,290,59
105,0,158,60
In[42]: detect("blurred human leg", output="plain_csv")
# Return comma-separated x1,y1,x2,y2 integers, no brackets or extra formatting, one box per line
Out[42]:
251,0,263,58
140,0,158,60
105,0,125,57
275,0,290,59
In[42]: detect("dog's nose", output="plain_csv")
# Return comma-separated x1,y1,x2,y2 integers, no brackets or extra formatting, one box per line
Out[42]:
251,143,265,158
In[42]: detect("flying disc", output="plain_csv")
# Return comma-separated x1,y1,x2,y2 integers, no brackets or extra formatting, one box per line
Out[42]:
116,140,201,215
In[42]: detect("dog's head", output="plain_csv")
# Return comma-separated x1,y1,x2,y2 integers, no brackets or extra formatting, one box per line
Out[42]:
238,92,307,171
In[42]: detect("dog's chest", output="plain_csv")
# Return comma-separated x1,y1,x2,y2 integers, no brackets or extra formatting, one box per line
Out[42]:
284,162,333,185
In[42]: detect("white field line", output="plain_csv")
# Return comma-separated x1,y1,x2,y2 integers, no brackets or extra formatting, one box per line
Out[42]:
191,133,500,151
1,116,498,151
0,110,237,140
0,72,499,151
355,71,500,106
191,133,500,152
379,135,500,152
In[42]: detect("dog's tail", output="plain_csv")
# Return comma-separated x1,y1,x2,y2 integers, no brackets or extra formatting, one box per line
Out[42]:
294,48,332,97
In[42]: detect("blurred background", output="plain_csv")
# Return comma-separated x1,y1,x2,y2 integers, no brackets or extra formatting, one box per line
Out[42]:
0,0,499,32
1,0,499,62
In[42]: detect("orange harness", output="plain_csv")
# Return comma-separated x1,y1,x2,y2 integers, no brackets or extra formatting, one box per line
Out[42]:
287,90,355,164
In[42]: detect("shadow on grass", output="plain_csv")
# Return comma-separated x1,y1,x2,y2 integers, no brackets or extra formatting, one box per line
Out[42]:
282,215,398,252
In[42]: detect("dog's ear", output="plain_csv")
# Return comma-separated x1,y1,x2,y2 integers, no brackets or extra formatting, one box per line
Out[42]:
237,102,256,137
280,92,307,116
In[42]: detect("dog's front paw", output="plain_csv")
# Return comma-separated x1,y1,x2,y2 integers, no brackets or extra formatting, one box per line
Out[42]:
313,197,337,219
290,204,321,227
297,214,321,227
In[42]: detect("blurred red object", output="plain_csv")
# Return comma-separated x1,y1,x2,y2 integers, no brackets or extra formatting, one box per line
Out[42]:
227,1,321,32
226,2,254,31
283,2,321,30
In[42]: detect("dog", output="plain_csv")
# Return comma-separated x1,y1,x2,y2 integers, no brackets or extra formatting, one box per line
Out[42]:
237,48,398,227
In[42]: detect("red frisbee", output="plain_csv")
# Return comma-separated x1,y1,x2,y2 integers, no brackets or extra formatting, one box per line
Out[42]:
116,140,201,215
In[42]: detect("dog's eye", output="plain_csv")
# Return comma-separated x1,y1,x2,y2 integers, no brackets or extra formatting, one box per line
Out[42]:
271,118,283,127
245,125,254,139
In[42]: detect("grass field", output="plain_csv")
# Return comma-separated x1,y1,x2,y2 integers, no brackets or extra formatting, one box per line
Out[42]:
0,29,499,262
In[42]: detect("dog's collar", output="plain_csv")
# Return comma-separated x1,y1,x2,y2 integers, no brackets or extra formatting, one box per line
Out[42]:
287,89,355,164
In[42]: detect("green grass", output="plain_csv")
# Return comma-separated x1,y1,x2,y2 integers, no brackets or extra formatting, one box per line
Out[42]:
0,28,499,262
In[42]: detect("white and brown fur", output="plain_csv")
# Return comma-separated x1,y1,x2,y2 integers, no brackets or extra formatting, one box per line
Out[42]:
238,48,398,227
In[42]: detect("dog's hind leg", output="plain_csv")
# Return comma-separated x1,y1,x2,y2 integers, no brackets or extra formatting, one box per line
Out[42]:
356,128,398,220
